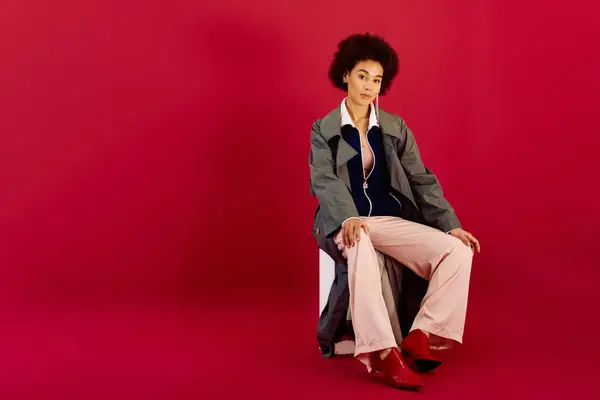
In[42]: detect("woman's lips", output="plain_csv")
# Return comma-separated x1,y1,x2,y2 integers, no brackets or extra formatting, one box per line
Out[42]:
360,94,371,100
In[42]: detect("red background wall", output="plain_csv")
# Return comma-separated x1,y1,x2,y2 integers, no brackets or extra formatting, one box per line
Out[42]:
1,0,599,397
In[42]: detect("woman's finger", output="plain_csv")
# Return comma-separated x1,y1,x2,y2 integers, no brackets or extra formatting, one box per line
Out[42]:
470,237,480,253
347,225,353,247
352,224,359,247
343,225,349,247
362,222,369,235
465,232,481,253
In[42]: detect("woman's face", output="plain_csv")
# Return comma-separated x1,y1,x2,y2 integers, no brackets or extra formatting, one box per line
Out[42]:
344,60,383,106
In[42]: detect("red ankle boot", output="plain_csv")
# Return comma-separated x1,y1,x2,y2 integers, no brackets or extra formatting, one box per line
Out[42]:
371,348,423,390
400,330,443,372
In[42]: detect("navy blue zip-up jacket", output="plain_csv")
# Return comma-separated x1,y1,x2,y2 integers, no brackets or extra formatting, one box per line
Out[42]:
341,124,403,218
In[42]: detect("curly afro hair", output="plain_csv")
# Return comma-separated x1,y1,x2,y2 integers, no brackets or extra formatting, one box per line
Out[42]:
328,33,399,96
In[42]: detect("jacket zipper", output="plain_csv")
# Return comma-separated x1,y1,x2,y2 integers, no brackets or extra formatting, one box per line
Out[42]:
360,128,375,217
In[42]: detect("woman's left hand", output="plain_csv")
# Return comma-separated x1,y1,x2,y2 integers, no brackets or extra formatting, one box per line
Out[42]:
448,228,481,253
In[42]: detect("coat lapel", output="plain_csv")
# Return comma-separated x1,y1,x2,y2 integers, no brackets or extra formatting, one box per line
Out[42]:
318,106,415,203
382,134,415,208
319,106,355,190
380,111,418,209
335,140,356,191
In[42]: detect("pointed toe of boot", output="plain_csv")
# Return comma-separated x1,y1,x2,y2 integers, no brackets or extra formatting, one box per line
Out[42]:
400,330,443,372
372,348,424,390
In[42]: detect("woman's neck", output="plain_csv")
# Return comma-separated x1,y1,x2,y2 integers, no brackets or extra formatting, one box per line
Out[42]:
345,97,370,124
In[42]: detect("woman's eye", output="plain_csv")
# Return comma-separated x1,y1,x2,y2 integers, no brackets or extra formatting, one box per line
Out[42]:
374,80,381,84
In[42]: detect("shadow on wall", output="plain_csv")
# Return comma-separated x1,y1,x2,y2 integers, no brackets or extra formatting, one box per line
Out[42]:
175,16,315,303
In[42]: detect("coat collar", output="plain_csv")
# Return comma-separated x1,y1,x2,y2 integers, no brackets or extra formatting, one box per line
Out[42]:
319,102,406,197
319,103,402,142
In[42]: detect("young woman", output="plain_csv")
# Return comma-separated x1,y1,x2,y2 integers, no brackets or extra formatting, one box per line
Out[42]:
309,33,480,390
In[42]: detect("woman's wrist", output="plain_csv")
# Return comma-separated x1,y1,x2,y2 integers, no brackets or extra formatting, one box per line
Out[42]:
342,217,360,226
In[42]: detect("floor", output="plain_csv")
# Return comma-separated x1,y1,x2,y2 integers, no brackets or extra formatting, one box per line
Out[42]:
0,297,596,399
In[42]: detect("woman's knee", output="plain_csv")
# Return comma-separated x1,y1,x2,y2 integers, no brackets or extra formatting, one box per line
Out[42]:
357,227,375,247
452,240,474,265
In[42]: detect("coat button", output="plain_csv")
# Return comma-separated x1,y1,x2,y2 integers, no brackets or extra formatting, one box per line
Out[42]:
316,229,320,235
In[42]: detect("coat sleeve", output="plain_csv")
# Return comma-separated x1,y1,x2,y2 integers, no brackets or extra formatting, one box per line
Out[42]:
397,117,461,233
309,119,359,237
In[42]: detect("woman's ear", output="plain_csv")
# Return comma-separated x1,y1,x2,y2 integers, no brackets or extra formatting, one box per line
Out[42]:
343,70,349,83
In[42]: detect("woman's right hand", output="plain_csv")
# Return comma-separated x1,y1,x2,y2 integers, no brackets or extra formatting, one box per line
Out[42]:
341,218,369,248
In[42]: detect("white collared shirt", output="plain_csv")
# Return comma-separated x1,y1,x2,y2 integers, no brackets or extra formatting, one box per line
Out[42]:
340,97,378,134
